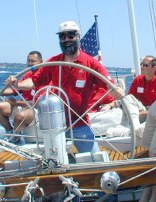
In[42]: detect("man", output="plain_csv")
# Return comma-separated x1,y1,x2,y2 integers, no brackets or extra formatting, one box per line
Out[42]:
6,21,124,152
128,55,156,122
128,56,156,202
0,51,43,143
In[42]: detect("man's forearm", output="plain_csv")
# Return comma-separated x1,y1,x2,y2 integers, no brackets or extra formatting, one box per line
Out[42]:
18,78,34,90
2,88,15,96
5,77,35,91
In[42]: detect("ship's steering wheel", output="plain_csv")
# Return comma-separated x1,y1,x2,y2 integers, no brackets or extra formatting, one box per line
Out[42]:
0,61,136,158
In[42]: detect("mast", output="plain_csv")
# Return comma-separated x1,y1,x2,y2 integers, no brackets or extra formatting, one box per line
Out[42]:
127,0,141,75
148,0,156,52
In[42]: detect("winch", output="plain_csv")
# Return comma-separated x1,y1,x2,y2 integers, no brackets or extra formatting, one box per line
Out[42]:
100,171,120,194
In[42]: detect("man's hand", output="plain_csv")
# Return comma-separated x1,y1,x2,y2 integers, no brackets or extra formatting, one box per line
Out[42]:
5,76,18,88
5,77,34,91
111,86,125,100
99,100,119,111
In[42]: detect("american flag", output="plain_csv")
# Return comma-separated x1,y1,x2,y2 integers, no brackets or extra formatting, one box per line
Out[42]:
80,22,102,63
80,22,99,57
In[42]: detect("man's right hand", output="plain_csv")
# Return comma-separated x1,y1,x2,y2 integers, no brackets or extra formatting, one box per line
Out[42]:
5,76,18,88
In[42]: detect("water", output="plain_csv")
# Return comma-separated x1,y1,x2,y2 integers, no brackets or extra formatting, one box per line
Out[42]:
0,66,23,90
107,67,134,92
0,66,134,91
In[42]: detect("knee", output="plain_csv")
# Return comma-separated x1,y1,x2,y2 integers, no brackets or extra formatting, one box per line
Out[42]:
14,111,25,123
14,110,34,126
0,102,11,116
0,103,4,112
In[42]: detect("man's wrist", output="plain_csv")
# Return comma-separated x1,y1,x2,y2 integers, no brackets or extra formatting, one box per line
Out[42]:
99,103,113,111
108,103,113,109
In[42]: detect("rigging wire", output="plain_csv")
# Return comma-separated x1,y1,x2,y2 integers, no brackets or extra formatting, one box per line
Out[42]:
33,0,40,51
75,0,83,35
148,0,156,52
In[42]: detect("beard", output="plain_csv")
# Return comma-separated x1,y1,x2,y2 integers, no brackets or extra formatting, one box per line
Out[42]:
59,40,80,55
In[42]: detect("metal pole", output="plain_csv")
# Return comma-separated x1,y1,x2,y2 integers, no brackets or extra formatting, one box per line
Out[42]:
94,15,100,50
94,15,102,63
127,0,141,75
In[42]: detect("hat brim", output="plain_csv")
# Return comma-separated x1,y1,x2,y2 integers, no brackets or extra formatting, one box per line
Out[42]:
56,29,80,34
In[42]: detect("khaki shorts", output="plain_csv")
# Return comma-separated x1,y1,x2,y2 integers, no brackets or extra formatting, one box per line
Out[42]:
10,106,23,120
11,106,38,127
22,109,43,143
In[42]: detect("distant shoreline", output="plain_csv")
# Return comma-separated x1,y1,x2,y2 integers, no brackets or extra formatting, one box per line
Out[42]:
0,63,132,71
0,63,26,68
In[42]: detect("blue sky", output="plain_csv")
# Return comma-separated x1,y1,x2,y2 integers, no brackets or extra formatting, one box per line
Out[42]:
0,0,156,68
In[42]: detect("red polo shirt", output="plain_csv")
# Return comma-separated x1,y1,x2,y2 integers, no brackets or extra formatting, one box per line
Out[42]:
32,50,114,126
18,71,34,101
128,74,156,107
87,86,115,112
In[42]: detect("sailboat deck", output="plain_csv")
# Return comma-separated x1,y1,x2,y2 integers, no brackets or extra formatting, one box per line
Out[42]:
0,145,148,167
70,145,148,160
102,145,148,160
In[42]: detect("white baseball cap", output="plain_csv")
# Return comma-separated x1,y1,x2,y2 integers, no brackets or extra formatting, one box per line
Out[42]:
56,21,81,34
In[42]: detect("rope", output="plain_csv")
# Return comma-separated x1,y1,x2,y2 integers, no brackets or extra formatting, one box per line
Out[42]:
0,182,28,187
75,0,82,35
119,165,156,186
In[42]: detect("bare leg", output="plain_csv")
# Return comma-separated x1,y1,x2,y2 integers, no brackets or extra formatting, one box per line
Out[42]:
149,185,156,202
139,186,152,202
140,102,156,202
139,152,156,202
148,153,156,202
0,102,14,131
13,108,34,133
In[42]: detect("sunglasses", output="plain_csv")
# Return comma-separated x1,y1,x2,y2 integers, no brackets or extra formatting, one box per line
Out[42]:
140,62,151,67
27,59,39,63
59,31,78,40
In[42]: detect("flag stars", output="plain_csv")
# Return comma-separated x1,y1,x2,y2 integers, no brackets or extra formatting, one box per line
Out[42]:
80,22,99,57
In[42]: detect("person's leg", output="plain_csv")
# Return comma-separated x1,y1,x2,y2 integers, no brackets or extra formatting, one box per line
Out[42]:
149,185,156,202
122,95,141,130
139,102,156,202
142,150,156,202
0,102,23,143
66,125,99,153
128,94,146,111
7,108,34,144
13,108,34,133
139,186,152,202
0,101,14,132
89,108,124,135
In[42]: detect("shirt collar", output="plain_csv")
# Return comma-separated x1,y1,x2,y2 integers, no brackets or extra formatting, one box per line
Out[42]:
73,49,85,64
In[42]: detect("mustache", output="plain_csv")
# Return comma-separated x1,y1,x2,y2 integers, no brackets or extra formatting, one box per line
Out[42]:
62,41,73,46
